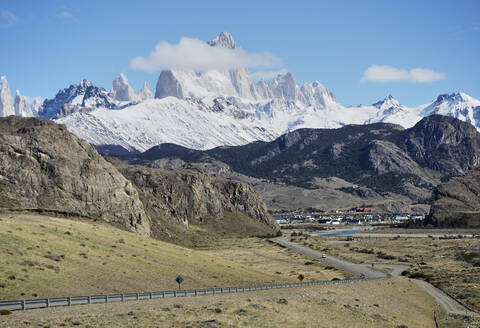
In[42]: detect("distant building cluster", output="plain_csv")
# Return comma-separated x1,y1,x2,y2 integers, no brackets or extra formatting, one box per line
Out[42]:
274,209,425,226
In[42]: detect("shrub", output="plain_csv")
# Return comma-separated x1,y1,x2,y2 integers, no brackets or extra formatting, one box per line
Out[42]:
297,274,305,282
0,308,12,315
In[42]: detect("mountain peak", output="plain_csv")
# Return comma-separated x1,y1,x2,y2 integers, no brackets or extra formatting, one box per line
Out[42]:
79,79,93,89
110,73,135,102
207,31,236,49
0,75,14,117
434,92,477,105
373,94,400,109
138,82,153,101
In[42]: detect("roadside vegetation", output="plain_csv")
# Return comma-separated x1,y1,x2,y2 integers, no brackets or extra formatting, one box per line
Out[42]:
0,212,288,301
2,278,467,328
301,232,480,312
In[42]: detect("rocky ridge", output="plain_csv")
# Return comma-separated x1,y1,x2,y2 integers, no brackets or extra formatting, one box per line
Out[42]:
427,168,480,227
0,116,277,241
0,116,151,235
113,161,279,242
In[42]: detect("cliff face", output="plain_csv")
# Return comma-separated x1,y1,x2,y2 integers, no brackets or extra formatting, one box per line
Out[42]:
427,168,480,228
113,162,279,243
0,116,151,236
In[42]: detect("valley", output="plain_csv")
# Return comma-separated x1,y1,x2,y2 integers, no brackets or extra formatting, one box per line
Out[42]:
1,12,480,327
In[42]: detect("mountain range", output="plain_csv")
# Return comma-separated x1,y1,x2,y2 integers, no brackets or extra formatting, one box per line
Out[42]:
1,32,480,153
121,115,480,214
0,116,278,244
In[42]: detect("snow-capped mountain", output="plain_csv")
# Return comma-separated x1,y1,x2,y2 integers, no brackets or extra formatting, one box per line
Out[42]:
3,32,480,152
109,73,136,102
38,74,153,119
1,76,41,117
207,31,236,49
0,76,14,117
137,82,153,101
421,92,480,127
14,90,32,117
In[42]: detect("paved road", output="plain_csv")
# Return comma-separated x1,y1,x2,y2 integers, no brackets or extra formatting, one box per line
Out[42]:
412,279,479,317
359,263,409,276
272,237,384,278
357,232,476,238
271,237,480,318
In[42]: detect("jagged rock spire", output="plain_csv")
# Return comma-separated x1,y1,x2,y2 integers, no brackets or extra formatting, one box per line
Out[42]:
207,31,236,49
110,73,136,102
0,76,14,117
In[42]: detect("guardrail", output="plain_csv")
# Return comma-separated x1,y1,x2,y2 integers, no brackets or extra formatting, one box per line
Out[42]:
0,276,388,312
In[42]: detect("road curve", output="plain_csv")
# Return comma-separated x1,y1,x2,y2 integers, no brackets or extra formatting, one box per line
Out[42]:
272,237,384,278
411,279,479,317
271,237,480,318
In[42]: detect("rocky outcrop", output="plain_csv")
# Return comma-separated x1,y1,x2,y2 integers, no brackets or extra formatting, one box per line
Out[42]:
427,168,480,227
0,116,151,236
113,162,279,239
403,115,480,175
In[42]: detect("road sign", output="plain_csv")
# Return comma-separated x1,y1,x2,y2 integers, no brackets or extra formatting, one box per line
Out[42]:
176,275,184,289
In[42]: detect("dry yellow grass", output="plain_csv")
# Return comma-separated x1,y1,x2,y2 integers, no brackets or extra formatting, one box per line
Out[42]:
199,238,346,282
303,233,480,312
0,212,293,301
2,278,468,328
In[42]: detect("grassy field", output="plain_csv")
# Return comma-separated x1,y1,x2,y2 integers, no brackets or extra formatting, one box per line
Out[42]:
199,238,347,282
0,212,349,302
2,278,471,328
297,231,480,312
0,212,298,301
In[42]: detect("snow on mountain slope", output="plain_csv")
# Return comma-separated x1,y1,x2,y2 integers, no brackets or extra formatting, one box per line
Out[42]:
56,97,277,151
5,32,480,153
421,92,480,127
365,95,423,128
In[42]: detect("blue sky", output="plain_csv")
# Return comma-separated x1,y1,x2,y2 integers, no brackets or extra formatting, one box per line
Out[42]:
1,0,479,106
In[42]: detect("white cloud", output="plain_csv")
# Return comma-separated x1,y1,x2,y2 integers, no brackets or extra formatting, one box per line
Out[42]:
251,69,288,80
56,11,73,19
0,10,18,28
131,37,282,72
361,65,445,83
